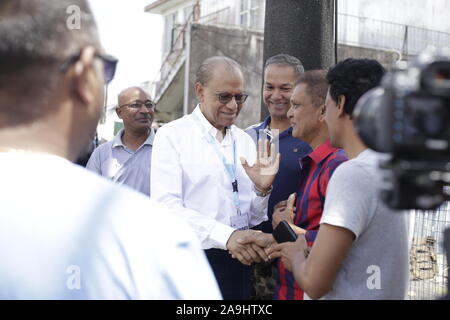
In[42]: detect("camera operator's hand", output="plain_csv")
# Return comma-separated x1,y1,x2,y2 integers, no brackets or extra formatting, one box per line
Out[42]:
226,230,265,265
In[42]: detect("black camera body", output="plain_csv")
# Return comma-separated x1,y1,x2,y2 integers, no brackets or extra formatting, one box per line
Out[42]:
353,48,450,210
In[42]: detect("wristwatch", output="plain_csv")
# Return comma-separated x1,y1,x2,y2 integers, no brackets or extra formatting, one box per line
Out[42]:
253,185,273,197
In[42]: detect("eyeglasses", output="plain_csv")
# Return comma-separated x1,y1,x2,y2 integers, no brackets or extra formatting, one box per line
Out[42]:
60,52,118,84
214,91,249,105
118,100,156,110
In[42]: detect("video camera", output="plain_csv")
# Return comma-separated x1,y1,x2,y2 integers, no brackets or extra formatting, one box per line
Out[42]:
353,47,450,210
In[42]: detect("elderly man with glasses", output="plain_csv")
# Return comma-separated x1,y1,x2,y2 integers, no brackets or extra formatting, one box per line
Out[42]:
151,56,280,300
87,87,156,197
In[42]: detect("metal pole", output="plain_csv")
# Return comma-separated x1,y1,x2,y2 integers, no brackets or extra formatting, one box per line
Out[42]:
183,22,191,116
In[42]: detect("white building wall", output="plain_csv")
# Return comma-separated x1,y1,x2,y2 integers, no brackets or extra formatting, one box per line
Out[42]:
339,0,450,32
338,0,450,55
160,0,197,57
199,0,265,29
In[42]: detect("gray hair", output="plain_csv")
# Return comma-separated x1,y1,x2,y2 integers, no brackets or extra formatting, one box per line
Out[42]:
195,56,242,86
295,70,328,108
264,54,305,78
0,0,100,125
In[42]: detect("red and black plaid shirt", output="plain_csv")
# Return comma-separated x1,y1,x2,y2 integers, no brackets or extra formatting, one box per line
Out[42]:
275,140,347,300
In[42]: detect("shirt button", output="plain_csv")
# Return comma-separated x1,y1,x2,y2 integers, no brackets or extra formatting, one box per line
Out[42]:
293,148,298,153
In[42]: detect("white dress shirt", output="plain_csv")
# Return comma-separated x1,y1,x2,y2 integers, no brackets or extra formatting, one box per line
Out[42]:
151,105,269,250
0,152,221,299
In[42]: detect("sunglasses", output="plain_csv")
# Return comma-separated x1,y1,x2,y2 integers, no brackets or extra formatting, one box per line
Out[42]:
60,51,118,84
119,100,155,110
213,91,249,105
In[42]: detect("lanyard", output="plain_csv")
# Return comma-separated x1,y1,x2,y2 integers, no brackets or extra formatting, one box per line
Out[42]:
191,112,242,215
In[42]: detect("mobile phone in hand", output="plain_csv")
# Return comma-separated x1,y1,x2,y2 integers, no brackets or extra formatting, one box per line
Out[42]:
273,220,298,243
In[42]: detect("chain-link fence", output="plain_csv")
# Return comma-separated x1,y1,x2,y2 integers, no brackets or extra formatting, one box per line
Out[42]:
408,202,450,300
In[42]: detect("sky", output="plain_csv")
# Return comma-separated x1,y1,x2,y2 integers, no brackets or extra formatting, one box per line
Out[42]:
88,0,163,106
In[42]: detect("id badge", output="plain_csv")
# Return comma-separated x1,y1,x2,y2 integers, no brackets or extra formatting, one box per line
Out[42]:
230,212,249,231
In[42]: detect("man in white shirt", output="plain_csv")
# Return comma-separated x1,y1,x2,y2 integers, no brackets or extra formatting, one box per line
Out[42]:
87,86,155,196
0,0,221,300
151,56,280,299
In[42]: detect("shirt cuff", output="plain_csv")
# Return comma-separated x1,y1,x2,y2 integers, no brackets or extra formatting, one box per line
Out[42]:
209,222,236,250
252,193,270,215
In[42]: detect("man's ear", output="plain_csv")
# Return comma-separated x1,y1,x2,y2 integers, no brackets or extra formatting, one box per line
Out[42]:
195,82,205,103
72,46,98,106
318,104,326,122
336,95,346,118
115,107,122,119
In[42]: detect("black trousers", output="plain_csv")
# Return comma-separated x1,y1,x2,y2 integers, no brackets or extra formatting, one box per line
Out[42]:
205,248,252,300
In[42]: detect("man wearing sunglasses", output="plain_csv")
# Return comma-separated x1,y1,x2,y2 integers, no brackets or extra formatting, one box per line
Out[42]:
0,0,220,300
151,56,280,300
86,87,155,197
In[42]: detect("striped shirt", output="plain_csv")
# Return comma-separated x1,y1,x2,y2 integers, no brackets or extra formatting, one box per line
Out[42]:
275,140,347,300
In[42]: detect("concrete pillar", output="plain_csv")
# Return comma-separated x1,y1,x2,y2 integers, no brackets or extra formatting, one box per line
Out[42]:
262,0,336,120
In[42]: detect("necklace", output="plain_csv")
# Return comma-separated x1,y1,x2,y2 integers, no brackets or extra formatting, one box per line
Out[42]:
0,147,37,154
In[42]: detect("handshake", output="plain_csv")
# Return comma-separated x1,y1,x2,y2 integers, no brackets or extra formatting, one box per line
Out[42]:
226,229,277,265
226,193,307,266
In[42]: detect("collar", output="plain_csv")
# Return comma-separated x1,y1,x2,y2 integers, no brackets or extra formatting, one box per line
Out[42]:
303,140,339,164
112,128,155,149
254,116,293,138
193,105,233,145
356,148,377,162
261,116,272,130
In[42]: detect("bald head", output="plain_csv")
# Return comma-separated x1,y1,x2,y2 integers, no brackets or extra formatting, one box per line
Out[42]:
194,56,245,132
118,87,150,106
116,87,154,134
195,56,243,86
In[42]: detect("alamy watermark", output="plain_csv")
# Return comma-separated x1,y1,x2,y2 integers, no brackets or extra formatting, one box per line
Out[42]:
66,265,81,290
366,265,381,290
66,5,81,30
